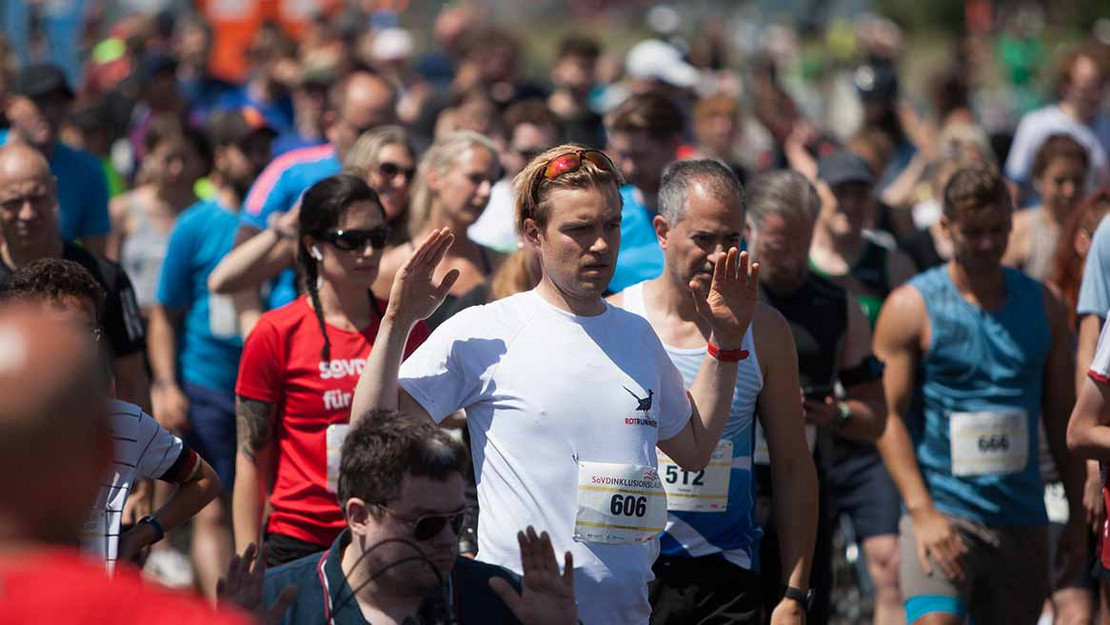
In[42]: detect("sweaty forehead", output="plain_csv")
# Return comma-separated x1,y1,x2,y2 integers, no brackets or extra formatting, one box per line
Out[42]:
0,176,50,200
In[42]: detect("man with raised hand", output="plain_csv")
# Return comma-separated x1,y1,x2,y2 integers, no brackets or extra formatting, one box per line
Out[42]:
609,159,817,624
352,145,759,624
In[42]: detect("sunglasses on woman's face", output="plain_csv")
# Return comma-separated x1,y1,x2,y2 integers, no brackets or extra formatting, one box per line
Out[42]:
378,162,416,182
317,227,392,252
380,507,467,542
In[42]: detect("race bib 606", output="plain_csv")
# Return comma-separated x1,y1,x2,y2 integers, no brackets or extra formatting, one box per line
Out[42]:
574,461,667,545
950,410,1028,477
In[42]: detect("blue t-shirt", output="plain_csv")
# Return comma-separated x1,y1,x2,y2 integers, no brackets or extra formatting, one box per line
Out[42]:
156,199,243,392
609,185,664,294
908,266,1051,526
1078,215,1110,319
0,131,109,242
241,144,341,308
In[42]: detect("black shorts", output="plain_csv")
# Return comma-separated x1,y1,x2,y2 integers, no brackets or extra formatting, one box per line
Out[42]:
265,532,327,567
649,555,761,625
821,450,901,540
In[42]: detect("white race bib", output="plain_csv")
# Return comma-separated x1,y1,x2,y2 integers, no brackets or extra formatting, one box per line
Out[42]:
325,424,350,493
657,440,732,512
950,410,1028,477
574,461,667,545
209,293,238,339
1044,482,1069,524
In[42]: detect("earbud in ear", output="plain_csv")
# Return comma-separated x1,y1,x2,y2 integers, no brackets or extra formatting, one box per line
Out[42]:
310,245,324,262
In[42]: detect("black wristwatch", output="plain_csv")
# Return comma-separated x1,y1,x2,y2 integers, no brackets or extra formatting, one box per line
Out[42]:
137,515,165,545
783,586,814,611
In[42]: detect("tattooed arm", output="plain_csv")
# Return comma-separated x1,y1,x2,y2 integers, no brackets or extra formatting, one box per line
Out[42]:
232,397,278,552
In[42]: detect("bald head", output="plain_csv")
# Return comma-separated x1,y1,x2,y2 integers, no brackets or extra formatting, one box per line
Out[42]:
0,143,52,187
0,305,110,547
328,71,398,161
0,143,60,258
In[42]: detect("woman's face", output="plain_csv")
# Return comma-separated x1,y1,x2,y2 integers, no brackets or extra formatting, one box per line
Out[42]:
312,200,388,290
431,147,498,228
366,143,415,224
1037,156,1087,216
148,140,202,188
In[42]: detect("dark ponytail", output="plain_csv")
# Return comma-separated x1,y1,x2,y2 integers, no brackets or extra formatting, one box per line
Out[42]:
298,174,386,362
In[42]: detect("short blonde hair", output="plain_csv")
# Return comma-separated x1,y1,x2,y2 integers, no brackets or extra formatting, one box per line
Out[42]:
512,144,624,233
408,130,497,236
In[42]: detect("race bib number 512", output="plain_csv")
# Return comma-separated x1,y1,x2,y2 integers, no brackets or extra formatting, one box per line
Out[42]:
574,461,667,545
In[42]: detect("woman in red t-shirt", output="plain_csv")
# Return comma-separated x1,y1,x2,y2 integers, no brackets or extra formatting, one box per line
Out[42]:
232,174,428,565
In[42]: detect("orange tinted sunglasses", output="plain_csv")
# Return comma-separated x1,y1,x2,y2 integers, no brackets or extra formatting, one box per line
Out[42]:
541,149,615,180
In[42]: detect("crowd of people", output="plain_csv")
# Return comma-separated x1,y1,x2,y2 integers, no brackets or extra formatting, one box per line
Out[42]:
2,4,1110,625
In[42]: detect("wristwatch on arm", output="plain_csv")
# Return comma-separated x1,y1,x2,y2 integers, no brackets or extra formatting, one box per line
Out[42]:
783,585,815,612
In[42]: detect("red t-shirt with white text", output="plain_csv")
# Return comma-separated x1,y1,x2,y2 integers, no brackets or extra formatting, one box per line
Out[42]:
236,296,430,546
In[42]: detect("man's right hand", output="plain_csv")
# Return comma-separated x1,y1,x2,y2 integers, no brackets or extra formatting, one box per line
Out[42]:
152,381,190,434
910,507,967,580
385,227,460,325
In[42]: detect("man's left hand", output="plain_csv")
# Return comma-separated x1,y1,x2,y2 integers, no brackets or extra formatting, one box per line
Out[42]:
117,521,157,564
490,526,577,625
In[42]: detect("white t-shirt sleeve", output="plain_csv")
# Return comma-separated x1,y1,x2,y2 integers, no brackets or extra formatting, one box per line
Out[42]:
651,335,693,441
1088,314,1110,384
1004,114,1037,183
134,410,185,480
399,308,496,423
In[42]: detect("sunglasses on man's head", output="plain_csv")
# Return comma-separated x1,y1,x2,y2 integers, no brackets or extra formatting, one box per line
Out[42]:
378,162,416,182
541,149,615,180
380,506,467,542
317,227,392,252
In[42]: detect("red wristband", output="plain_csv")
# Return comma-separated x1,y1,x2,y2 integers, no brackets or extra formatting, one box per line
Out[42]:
707,342,749,362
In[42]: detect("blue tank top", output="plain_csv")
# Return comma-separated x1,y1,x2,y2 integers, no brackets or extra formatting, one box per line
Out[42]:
620,282,764,570
909,266,1050,526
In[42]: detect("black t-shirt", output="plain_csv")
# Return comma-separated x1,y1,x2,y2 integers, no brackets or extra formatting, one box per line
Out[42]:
0,242,146,358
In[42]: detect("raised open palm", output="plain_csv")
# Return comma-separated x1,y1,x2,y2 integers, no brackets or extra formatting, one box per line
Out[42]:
386,227,461,323
690,248,760,348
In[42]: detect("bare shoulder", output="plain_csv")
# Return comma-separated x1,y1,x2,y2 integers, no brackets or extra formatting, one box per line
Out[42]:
874,283,927,347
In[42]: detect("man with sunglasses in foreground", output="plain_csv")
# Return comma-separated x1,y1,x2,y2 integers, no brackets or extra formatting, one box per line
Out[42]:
352,144,759,624
261,410,577,625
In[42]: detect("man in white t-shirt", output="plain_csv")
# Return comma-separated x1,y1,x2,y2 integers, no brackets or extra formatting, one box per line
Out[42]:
1,258,221,571
1005,45,1109,205
353,145,760,624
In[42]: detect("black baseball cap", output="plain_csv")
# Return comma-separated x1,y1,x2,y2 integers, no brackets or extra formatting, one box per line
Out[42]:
206,107,277,148
817,150,876,187
14,63,74,100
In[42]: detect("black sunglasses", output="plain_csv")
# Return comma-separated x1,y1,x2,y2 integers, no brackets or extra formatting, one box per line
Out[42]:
381,507,467,542
378,162,416,182
317,227,392,252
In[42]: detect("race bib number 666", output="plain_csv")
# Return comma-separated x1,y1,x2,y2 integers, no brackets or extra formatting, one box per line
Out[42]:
950,410,1028,477
574,461,667,545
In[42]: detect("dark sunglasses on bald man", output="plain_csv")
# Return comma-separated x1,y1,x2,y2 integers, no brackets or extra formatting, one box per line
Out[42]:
317,227,392,252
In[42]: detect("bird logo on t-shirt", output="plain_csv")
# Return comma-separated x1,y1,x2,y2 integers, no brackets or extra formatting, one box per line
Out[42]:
624,386,654,413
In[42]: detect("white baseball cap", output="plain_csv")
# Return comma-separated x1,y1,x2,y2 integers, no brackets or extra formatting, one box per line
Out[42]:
625,39,699,88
